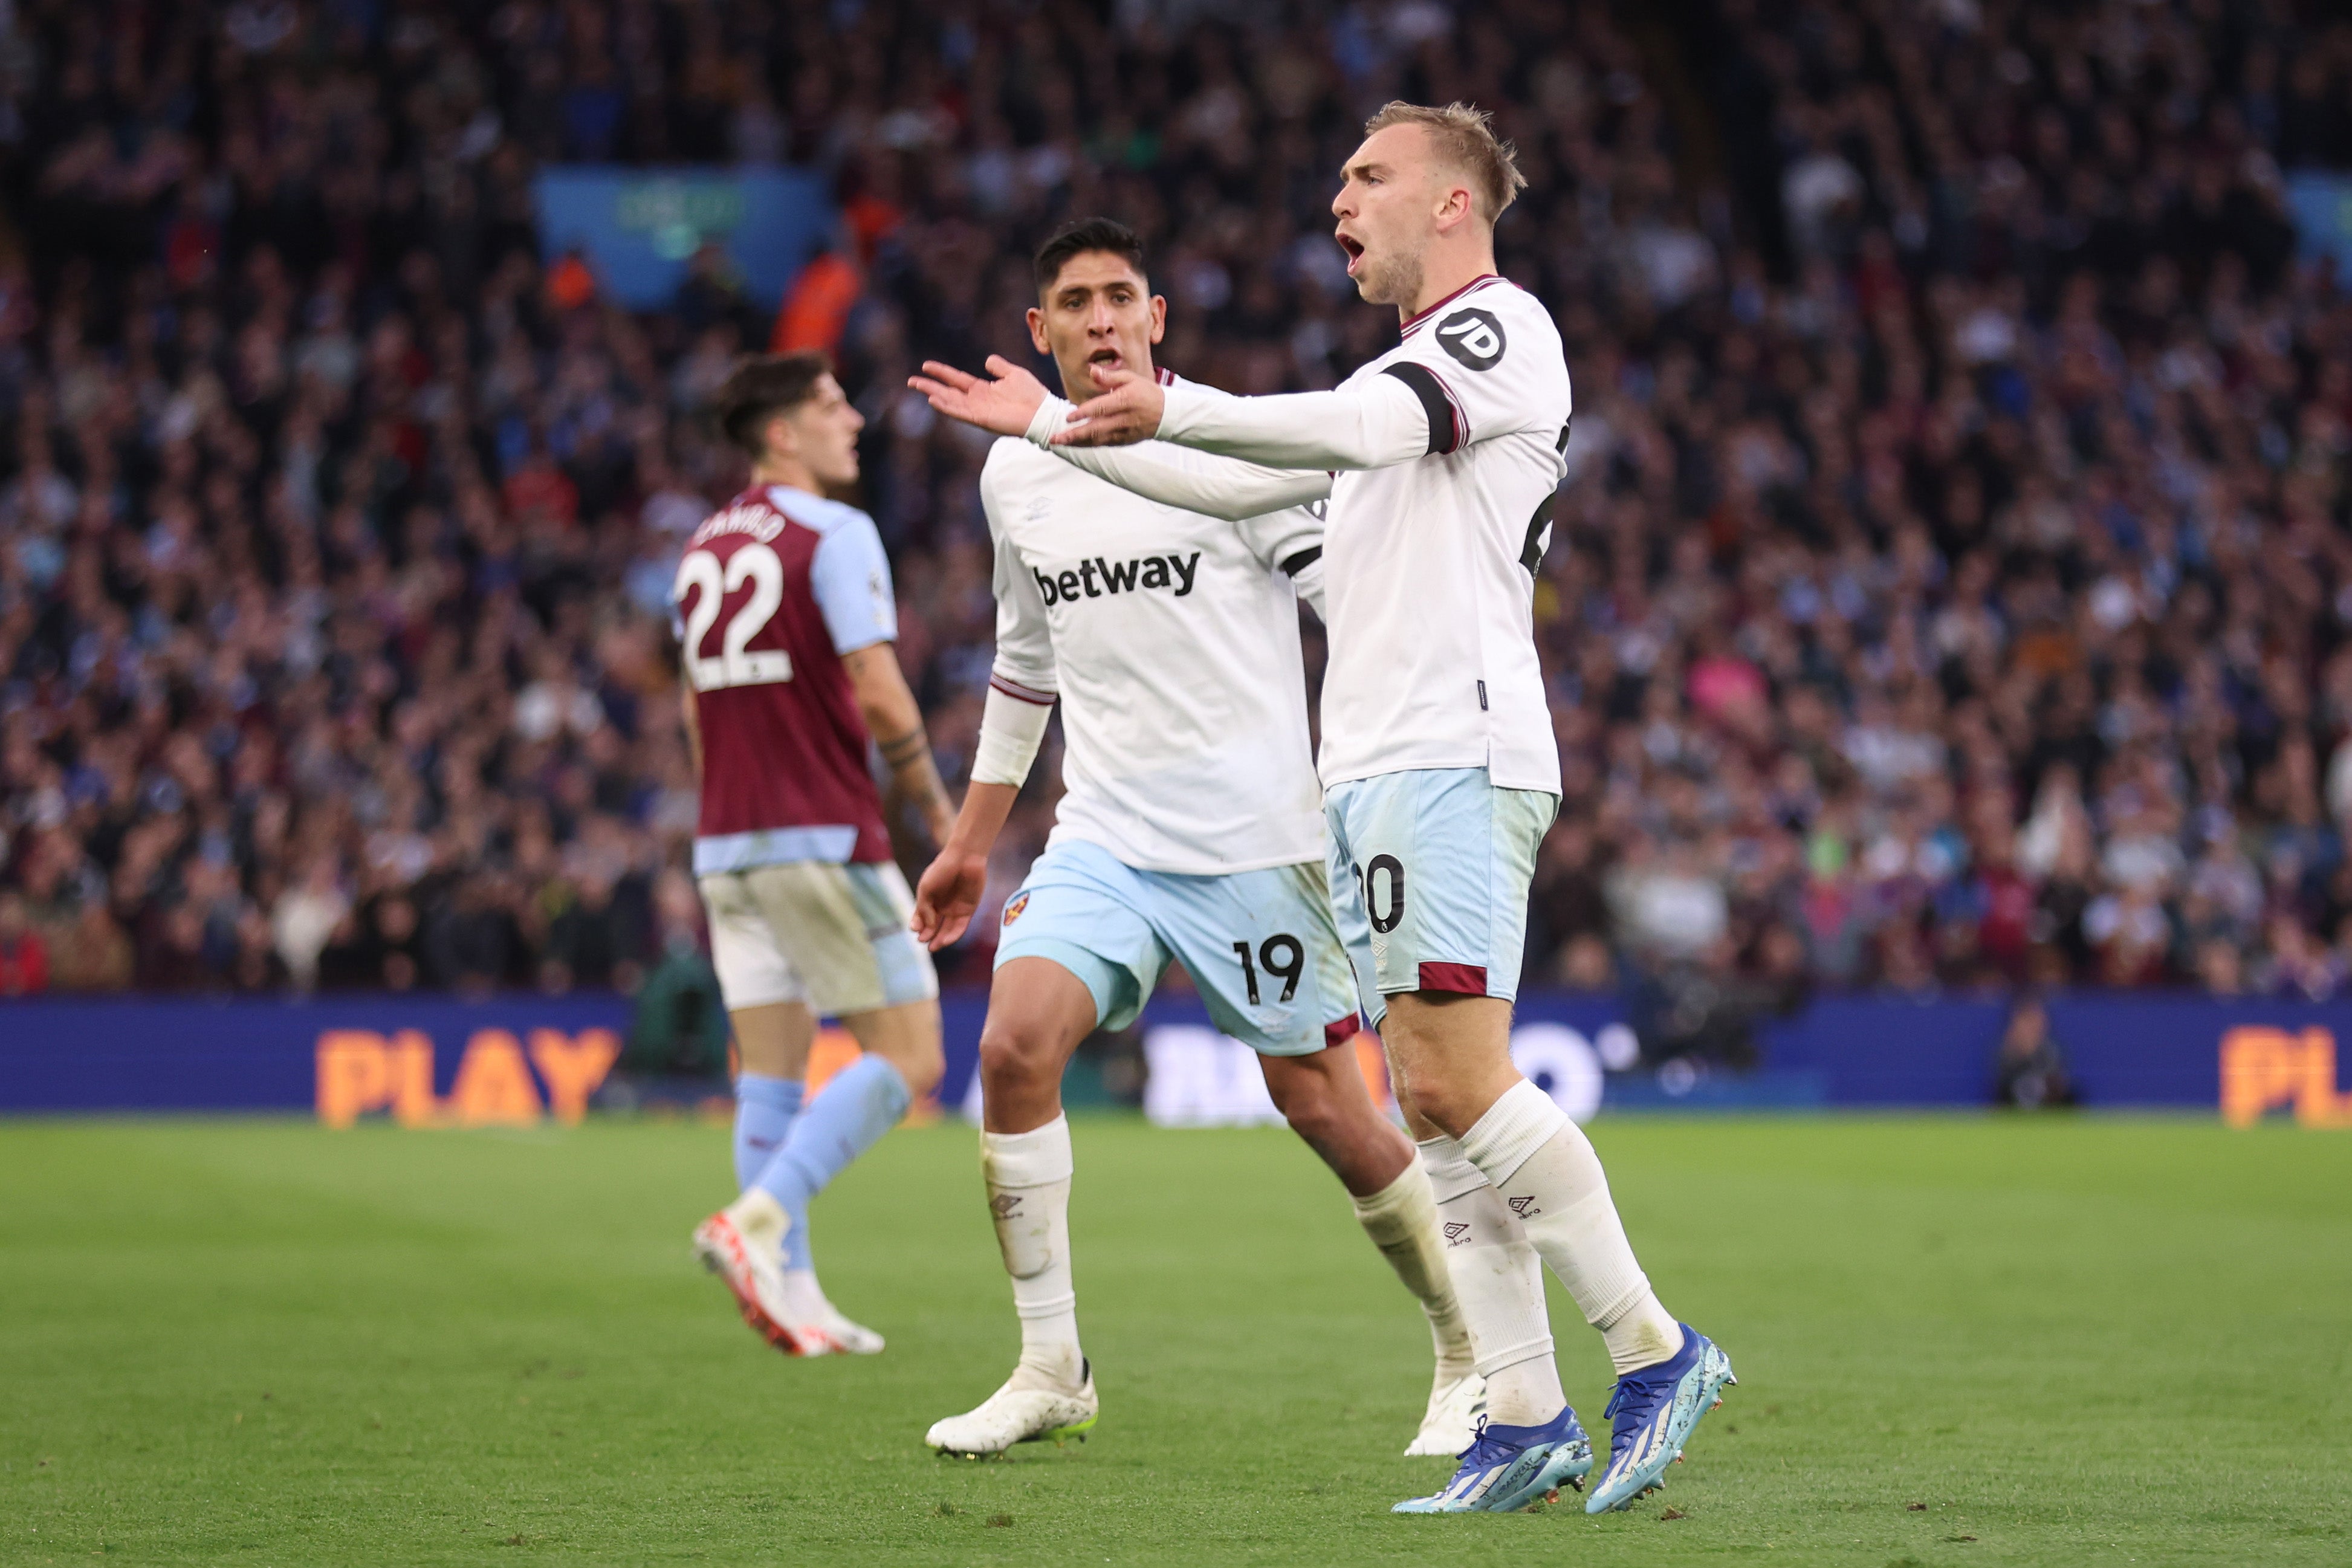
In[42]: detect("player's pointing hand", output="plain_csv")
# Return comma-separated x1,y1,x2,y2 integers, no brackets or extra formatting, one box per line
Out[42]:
908,356,1049,438
1051,365,1164,446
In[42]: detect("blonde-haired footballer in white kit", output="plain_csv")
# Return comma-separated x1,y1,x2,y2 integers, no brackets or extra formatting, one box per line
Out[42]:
915,105,1735,1517
906,218,1481,1460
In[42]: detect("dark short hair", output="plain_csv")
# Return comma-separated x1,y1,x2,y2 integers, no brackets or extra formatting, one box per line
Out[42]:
1032,217,1148,294
713,352,832,455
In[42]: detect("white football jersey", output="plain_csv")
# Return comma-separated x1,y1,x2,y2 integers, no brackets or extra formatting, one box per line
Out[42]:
1133,276,1572,795
980,411,1328,875
1318,277,1570,793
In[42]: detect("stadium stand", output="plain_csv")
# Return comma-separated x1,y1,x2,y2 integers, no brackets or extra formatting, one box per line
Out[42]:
2,0,2351,1005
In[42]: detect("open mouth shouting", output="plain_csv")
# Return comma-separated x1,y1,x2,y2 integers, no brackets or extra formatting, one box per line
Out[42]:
1084,345,1128,384
1336,230,1367,275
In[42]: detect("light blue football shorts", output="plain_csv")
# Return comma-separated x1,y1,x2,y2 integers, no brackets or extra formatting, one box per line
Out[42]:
994,839,1362,1056
1323,766,1561,1030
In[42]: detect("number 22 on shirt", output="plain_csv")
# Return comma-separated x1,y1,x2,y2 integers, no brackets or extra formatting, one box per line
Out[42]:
678,542,793,690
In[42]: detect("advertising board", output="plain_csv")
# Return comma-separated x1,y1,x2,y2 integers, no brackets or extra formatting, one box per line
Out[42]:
3,993,2347,1127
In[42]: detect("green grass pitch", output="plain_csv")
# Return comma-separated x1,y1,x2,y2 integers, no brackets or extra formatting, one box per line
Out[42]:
2,1113,2347,1566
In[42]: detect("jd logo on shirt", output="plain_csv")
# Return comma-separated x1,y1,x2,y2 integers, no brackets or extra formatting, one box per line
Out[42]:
1033,551,1200,606
1436,307,1506,371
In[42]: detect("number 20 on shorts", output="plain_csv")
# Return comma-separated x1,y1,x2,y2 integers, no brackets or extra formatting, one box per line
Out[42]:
1352,856,1405,933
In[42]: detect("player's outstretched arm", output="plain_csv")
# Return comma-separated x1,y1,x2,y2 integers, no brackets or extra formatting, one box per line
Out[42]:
912,782,1019,950
1046,424,1333,521
841,643,956,849
1055,365,1430,472
908,357,1052,437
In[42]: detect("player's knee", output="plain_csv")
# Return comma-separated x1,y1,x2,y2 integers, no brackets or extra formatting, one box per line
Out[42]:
1287,1101,1367,1164
1271,1077,1343,1146
1389,1059,1475,1137
849,1002,945,1099
1266,1056,1383,1151
1260,1062,1336,1133
889,1039,944,1100
977,1024,1058,1093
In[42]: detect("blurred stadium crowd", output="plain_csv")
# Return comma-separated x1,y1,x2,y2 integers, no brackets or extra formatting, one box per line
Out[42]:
4,0,2352,1010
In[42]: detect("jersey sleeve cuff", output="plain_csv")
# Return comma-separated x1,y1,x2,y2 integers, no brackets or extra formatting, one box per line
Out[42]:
1025,394,1075,448
988,672,1057,705
973,682,1054,786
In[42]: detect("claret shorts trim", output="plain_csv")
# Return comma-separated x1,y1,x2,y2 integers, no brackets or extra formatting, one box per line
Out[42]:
994,840,1360,1056
1322,766,1559,1031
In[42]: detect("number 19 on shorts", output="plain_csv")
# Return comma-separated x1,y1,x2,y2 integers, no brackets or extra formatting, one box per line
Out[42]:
1231,934,1304,1005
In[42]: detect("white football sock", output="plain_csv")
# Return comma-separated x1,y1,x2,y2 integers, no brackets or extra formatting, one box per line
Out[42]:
723,1185,788,1248
1419,1135,1565,1428
1459,1080,1685,1376
980,1115,1084,1392
1349,1159,1474,1377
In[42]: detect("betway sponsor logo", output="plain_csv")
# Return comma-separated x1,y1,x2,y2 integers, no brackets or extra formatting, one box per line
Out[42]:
1034,551,1200,606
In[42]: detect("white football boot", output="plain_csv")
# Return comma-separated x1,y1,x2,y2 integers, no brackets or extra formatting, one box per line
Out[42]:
1405,1367,1487,1457
813,1301,886,1355
692,1191,832,1356
925,1361,1098,1456
779,1267,886,1355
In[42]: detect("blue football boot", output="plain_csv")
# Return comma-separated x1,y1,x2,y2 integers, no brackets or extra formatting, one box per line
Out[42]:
1392,1407,1593,1514
1584,1324,1735,1513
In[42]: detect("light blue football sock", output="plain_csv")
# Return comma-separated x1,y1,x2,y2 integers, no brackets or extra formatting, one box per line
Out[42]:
734,1074,812,1270
751,1055,911,1249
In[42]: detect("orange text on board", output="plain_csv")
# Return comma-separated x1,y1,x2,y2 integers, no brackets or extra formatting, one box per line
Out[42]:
2220,1026,2352,1129
316,1028,621,1128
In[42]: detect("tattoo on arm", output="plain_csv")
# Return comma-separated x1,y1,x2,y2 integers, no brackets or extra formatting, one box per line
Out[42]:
876,724,954,836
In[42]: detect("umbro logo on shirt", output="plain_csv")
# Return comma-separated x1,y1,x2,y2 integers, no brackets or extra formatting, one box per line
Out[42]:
1507,1194,1542,1219
1032,552,1201,606
1443,1222,1472,1248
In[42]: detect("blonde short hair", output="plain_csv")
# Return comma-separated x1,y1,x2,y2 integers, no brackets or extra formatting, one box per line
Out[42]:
1363,100,1528,222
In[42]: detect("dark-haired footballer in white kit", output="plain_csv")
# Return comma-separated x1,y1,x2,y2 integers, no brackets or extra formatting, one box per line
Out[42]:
910,227,1482,1460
